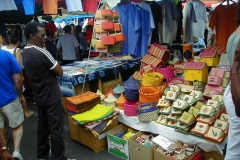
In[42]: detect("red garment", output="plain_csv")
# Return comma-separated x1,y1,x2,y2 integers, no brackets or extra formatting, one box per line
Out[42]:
209,3,238,47
85,27,93,42
44,22,57,39
82,0,101,12
43,0,58,14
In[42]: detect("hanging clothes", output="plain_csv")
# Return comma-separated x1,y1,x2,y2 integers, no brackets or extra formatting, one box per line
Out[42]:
173,0,183,44
131,2,155,45
65,0,83,12
0,0,17,11
209,3,238,47
191,1,208,39
82,0,101,13
135,8,152,57
145,1,162,44
43,0,58,14
183,2,197,42
21,0,35,15
113,3,141,56
159,0,180,44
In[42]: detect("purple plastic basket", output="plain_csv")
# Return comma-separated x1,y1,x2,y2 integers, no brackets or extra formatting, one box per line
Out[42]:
124,88,139,101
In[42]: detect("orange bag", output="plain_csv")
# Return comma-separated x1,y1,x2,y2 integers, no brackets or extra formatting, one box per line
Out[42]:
101,36,116,45
102,21,115,30
112,11,118,17
94,25,107,33
95,11,104,20
95,40,108,49
101,9,113,17
111,33,125,42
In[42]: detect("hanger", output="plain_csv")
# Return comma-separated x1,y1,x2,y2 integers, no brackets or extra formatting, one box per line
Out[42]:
118,0,131,5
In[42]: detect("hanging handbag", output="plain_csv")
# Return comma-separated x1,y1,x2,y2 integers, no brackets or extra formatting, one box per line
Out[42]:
108,42,122,53
231,39,240,117
102,21,115,30
101,36,116,45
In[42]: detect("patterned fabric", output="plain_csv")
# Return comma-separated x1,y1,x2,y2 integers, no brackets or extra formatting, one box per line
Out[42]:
58,59,141,86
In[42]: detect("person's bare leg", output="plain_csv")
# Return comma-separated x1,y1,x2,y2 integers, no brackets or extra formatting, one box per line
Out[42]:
12,124,23,152
22,96,33,117
0,128,6,146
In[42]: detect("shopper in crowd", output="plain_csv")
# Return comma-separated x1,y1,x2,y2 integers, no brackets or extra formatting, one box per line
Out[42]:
45,30,57,59
0,135,14,160
0,49,24,160
1,33,33,118
74,25,88,60
57,25,80,65
224,2,240,159
22,22,68,160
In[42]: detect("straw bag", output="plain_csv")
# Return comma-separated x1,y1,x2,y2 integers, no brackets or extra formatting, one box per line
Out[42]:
139,86,163,104
142,71,164,86
136,103,159,122
94,25,107,33
124,88,139,101
108,42,122,53
66,91,101,113
156,67,175,80
124,100,138,116
95,40,108,49
102,21,115,30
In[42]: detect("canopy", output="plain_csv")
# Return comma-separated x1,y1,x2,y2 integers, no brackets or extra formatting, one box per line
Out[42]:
0,0,95,24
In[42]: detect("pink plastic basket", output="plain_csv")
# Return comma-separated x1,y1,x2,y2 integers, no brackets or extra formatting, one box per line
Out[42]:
124,101,138,116
156,68,175,79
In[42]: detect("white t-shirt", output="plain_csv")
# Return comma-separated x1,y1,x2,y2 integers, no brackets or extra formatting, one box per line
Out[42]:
191,1,208,39
56,33,80,60
65,0,83,12
1,46,24,68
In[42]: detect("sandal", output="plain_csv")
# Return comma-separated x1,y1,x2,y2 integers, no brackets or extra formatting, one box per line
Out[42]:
25,111,33,118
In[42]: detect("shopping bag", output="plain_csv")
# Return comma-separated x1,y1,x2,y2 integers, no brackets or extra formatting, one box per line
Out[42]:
102,21,114,30
94,25,107,33
101,36,116,45
108,42,122,53
95,40,108,49
101,9,113,17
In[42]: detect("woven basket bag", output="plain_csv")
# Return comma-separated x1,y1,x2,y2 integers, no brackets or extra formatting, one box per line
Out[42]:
139,85,166,104
142,71,164,86
136,103,159,122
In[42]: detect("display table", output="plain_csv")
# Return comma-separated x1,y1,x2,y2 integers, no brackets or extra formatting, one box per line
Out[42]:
57,58,141,94
118,111,227,154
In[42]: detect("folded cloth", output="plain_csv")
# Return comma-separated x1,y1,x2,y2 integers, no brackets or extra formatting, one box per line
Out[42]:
84,111,119,126
75,110,113,125
85,121,103,130
92,119,109,134
72,104,113,122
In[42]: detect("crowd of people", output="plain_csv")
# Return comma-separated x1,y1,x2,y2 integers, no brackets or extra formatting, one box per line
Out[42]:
0,21,93,159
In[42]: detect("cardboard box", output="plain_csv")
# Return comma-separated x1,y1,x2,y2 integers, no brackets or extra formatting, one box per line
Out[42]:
68,115,118,152
129,131,156,160
203,151,225,160
107,124,130,160
101,78,122,94
153,148,202,160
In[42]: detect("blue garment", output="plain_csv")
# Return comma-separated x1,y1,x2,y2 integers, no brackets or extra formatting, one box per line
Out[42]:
14,0,35,15
0,49,21,107
59,86,75,97
113,4,141,56
136,8,152,57
22,0,35,15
